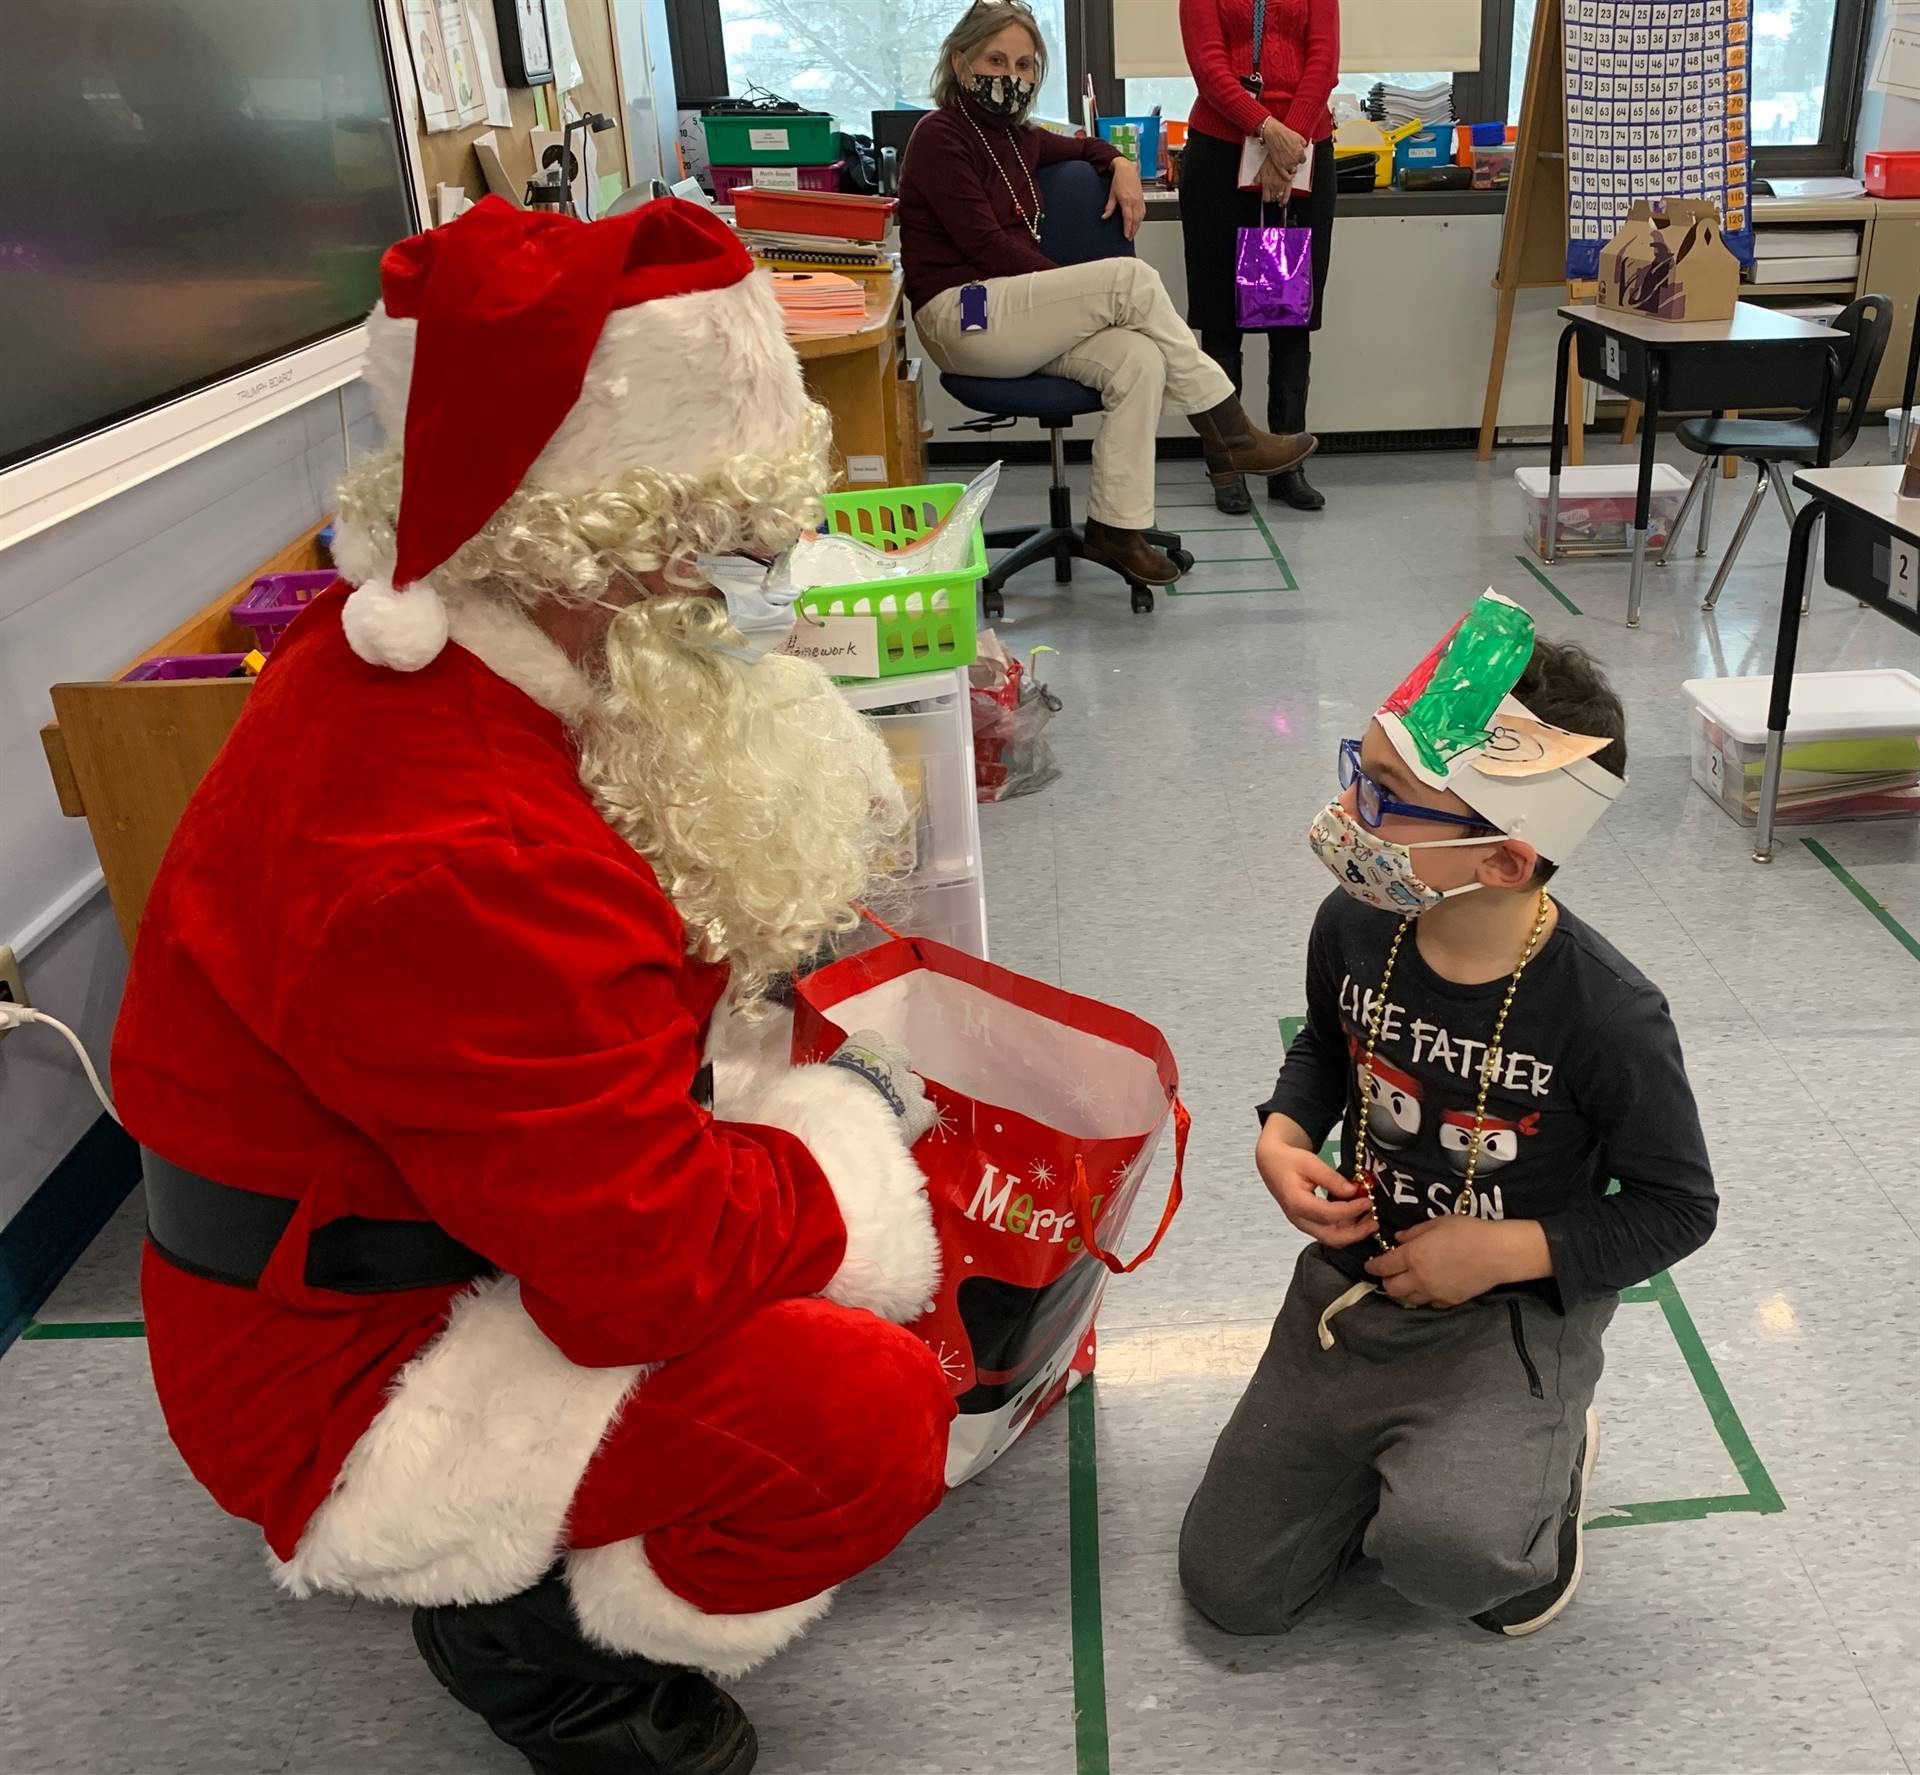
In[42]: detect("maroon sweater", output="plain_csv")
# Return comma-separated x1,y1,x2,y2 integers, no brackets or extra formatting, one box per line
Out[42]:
897,97,1120,312
1180,0,1340,146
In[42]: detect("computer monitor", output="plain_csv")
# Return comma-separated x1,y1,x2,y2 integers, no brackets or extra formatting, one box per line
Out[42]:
871,109,929,191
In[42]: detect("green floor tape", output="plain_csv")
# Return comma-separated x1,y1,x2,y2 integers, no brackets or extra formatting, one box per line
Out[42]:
1515,554,1583,616
1067,1383,1111,1775
1249,505,1300,592
1805,839,1920,966
21,1320,146,1340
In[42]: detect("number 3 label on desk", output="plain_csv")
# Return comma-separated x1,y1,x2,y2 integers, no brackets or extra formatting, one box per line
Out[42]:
1604,337,1623,381
1893,539,1920,614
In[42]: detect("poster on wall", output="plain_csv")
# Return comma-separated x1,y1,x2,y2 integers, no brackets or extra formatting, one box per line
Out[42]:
1562,0,1755,279
405,0,492,133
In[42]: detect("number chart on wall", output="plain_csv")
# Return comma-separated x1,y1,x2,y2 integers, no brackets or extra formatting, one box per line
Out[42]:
1562,0,1755,279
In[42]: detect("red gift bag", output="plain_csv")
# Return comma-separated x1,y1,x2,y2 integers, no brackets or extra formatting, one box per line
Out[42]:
793,923,1186,1485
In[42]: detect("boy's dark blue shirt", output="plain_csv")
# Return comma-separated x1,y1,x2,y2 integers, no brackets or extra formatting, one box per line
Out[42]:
1262,889,1718,1305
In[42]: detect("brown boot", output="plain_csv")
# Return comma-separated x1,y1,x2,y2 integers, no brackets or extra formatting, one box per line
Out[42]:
1084,519,1183,586
1189,396,1317,483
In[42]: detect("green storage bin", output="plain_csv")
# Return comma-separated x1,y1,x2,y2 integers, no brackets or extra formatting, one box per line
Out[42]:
702,111,838,167
808,483,984,678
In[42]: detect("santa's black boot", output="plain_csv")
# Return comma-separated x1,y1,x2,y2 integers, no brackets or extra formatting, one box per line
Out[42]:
412,1573,757,1775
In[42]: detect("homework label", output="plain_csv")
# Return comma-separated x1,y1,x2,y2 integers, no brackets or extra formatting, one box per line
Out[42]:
780,614,879,677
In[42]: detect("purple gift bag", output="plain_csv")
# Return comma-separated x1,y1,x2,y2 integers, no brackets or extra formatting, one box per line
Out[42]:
1234,214,1313,330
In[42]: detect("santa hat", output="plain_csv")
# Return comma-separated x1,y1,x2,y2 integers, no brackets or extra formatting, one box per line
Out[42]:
336,194,811,671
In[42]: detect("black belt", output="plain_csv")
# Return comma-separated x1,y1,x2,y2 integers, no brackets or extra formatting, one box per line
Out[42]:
142,1065,713,1296
144,1150,498,1294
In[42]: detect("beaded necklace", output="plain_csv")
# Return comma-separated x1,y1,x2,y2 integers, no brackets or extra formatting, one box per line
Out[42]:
1353,888,1552,1248
958,105,1045,239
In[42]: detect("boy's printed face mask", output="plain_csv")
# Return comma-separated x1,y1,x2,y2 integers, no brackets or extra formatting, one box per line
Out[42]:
1308,803,1498,916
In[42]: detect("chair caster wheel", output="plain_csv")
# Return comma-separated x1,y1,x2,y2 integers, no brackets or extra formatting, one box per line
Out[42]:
1167,548,1194,572
983,589,1005,621
1130,584,1155,614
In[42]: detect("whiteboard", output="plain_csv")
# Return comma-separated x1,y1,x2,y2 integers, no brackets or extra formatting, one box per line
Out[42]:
1112,0,1482,79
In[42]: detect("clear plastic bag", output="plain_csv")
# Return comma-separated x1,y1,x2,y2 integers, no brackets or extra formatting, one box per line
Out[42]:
969,632,1061,803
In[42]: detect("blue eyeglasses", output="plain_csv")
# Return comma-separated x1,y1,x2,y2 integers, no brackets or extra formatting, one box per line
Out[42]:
1338,739,1502,834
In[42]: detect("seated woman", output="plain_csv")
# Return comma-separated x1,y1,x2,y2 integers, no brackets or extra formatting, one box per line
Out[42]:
899,0,1314,588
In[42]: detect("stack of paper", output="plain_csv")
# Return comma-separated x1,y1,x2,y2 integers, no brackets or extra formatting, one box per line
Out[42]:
770,271,868,334
740,228,894,274
1366,81,1455,128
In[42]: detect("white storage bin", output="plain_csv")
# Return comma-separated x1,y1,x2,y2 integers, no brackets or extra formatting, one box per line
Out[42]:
1889,408,1917,464
1682,669,1920,827
838,668,988,957
1515,464,1691,559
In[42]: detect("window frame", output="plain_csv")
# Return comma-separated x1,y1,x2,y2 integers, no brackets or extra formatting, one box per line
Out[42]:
665,0,1874,176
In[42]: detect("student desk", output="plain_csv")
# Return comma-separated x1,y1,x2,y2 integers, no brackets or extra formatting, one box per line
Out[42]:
1751,464,1920,862
1546,302,1842,628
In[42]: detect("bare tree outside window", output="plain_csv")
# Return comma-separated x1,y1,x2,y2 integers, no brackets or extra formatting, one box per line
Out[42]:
721,0,1071,133
1509,0,1841,145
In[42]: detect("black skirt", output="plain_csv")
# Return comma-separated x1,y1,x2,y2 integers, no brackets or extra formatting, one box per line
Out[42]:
1179,128,1336,334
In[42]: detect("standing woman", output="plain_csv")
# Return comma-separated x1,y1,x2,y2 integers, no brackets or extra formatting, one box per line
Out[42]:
1178,0,1339,514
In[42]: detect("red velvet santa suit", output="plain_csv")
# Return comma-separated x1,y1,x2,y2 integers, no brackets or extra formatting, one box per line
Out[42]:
111,197,953,1680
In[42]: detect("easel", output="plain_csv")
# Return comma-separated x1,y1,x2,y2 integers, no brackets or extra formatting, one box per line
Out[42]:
1478,0,1741,476
1477,0,1587,463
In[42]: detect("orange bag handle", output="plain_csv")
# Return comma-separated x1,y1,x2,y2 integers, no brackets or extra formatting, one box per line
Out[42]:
1070,1095,1189,1276
856,904,908,942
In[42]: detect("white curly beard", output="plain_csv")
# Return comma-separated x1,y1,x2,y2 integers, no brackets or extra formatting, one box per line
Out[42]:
577,594,907,1006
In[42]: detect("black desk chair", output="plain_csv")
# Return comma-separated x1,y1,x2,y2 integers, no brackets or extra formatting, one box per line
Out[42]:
937,159,1192,617
1660,293,1892,612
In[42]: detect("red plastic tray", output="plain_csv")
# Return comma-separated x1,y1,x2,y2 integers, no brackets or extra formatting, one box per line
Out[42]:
731,186,895,243
1866,151,1920,199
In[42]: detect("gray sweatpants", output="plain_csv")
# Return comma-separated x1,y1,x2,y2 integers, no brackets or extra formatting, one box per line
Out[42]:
1180,1245,1615,1632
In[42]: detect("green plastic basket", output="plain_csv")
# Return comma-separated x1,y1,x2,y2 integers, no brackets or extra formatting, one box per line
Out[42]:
701,111,839,167
808,482,984,678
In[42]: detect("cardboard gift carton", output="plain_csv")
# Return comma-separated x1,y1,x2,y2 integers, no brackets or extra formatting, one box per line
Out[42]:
1598,199,1739,323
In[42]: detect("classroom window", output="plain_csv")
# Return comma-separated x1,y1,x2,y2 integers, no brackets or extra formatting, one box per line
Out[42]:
718,0,1071,134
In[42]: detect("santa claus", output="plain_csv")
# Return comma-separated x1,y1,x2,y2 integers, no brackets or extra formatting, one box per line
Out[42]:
112,196,956,1775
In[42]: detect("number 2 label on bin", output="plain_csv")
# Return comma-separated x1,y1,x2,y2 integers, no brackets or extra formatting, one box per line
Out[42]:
1892,539,1920,614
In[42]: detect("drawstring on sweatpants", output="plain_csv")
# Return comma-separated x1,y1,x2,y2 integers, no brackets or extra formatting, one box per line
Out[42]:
1317,1280,1380,1350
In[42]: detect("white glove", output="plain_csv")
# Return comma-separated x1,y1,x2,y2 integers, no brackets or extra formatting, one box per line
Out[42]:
828,1030,937,1145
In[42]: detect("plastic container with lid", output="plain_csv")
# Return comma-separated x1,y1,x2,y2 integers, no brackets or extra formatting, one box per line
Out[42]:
1514,464,1691,558
701,111,837,167
1682,669,1920,826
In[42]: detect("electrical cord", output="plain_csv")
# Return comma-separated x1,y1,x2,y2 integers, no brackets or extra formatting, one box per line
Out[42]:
0,1004,120,1125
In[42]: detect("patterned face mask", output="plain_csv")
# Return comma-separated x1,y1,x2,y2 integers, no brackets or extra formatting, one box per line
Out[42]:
969,72,1035,117
1307,802,1496,916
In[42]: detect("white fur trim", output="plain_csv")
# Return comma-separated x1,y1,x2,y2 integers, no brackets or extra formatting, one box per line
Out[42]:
358,274,807,496
704,1001,795,1118
342,575,450,672
442,591,596,727
732,1065,938,1324
271,1277,642,1607
565,1539,833,1681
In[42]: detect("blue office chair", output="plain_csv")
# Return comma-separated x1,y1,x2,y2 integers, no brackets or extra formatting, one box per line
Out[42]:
937,159,1193,616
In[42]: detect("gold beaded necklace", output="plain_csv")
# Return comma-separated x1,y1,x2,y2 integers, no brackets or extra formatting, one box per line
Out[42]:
1353,888,1552,1249
958,104,1045,239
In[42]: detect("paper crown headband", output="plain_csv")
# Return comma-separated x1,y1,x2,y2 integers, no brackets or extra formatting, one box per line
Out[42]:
1375,590,1624,863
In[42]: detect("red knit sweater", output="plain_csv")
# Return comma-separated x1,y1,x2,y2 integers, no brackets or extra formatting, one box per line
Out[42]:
1179,0,1340,147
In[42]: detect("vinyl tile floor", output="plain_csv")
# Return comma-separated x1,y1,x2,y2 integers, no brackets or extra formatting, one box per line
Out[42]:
5,444,1919,1775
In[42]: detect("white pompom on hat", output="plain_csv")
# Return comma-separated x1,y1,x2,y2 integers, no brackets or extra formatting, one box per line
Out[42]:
338,194,808,670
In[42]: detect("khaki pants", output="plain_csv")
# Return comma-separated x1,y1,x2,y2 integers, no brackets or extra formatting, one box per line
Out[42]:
916,259,1235,530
